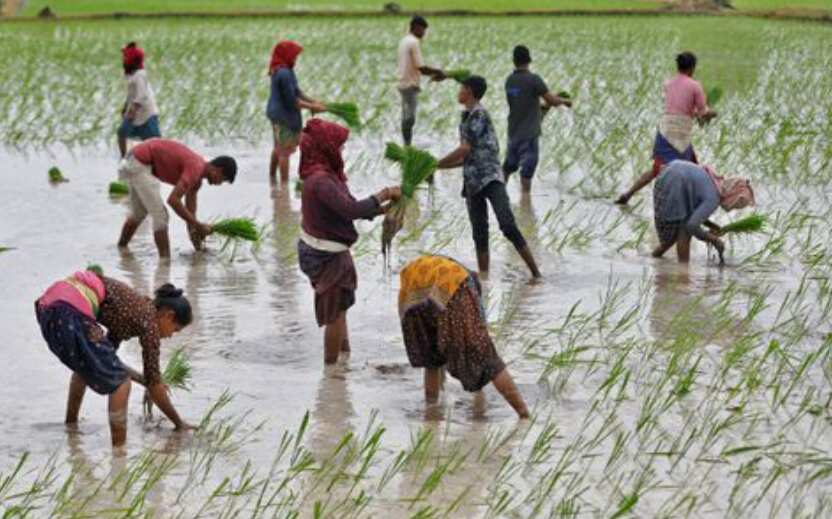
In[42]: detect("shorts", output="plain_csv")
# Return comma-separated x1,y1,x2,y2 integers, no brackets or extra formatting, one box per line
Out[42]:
118,153,169,231
118,115,161,141
503,137,540,180
36,302,128,395
272,122,300,151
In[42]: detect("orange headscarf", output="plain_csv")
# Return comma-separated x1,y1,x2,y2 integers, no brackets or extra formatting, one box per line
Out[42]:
268,40,303,75
703,165,756,211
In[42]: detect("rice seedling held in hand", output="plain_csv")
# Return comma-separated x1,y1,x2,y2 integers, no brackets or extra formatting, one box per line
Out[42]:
48,166,67,183
556,91,572,99
145,347,192,417
85,264,103,276
381,142,437,256
212,217,261,242
109,181,129,196
325,102,361,129
720,214,766,235
707,86,724,107
444,69,472,82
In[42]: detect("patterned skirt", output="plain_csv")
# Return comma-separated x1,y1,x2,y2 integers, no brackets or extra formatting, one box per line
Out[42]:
400,279,506,392
297,241,357,326
653,179,684,246
35,301,128,395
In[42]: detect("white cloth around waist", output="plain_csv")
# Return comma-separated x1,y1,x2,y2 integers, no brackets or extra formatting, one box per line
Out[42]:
299,228,350,253
118,153,153,181
658,113,695,154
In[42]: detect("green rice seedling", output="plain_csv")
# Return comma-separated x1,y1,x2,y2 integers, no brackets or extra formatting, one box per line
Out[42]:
85,264,103,275
109,181,129,196
325,102,361,129
707,86,724,107
556,90,572,99
381,142,437,256
48,166,67,183
0,247,13,253
212,217,261,242
721,214,766,235
444,69,471,82
163,348,193,391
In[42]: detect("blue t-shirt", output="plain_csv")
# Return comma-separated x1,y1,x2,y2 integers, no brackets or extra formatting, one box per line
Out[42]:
266,68,302,132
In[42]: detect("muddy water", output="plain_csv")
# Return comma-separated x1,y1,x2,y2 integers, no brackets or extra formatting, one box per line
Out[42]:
2,132,817,517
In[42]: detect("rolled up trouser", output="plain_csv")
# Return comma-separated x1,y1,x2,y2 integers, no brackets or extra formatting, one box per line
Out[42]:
118,153,169,231
399,86,419,145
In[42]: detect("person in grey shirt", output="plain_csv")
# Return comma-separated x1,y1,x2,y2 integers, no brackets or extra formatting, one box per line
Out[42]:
652,160,755,263
503,45,571,193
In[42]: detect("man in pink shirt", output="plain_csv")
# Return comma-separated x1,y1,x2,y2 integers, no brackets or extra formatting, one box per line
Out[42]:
116,138,237,259
615,52,717,205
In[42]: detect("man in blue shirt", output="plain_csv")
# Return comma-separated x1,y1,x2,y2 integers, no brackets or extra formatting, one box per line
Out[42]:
504,45,571,193
437,76,541,279
266,40,326,184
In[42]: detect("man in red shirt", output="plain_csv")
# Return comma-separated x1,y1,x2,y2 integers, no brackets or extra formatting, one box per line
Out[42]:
116,138,237,259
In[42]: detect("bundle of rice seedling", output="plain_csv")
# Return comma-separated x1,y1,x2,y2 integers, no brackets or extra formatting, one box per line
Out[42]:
445,69,471,82
556,90,572,99
707,86,723,107
48,166,67,183
109,181,129,196
381,142,437,256
325,102,361,129
86,264,103,276
145,347,192,417
720,214,766,235
212,217,261,242
0,247,13,254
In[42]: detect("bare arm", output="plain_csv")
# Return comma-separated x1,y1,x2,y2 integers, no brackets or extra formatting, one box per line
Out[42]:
437,142,471,170
542,91,571,108
167,185,201,228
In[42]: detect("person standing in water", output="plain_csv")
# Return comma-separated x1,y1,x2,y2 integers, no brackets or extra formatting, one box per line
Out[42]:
503,45,571,193
398,255,529,418
266,40,327,184
652,160,755,263
437,76,541,279
297,118,401,365
396,15,446,146
35,269,195,447
615,51,717,205
116,138,237,259
117,42,161,158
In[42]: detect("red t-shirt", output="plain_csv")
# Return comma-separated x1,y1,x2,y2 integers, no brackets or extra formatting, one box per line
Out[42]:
132,139,206,192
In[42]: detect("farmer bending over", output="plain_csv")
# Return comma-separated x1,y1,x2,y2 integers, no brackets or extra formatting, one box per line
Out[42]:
399,255,529,418
652,160,754,263
117,138,237,259
35,269,195,447
437,76,541,279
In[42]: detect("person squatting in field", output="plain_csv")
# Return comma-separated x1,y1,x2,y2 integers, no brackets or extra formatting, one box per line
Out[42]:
615,51,718,205
436,75,542,279
266,40,327,184
297,118,402,364
117,42,161,158
503,45,571,193
116,138,237,259
398,255,529,418
652,160,755,263
35,269,196,447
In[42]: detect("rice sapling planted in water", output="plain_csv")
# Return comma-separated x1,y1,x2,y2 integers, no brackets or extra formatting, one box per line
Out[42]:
109,181,129,196
720,213,766,235
48,166,67,183
381,142,437,256
325,102,362,129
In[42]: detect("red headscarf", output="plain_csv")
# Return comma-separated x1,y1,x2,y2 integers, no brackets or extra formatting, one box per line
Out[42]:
299,119,349,182
268,40,303,75
122,42,144,71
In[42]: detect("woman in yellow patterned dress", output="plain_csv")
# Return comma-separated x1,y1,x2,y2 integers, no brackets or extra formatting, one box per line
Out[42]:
398,255,529,418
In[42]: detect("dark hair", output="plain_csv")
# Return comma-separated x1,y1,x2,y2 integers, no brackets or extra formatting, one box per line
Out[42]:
410,15,428,30
210,156,237,184
154,283,192,327
462,75,488,100
513,45,532,66
676,51,697,72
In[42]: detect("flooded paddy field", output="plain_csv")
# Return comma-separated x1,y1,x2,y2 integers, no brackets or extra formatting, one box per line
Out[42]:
1,15,832,518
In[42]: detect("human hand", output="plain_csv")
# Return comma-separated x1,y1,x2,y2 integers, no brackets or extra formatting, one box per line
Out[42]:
430,70,446,82
194,222,213,239
311,102,327,114
386,186,402,201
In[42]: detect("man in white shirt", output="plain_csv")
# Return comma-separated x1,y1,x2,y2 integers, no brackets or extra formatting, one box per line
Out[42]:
396,16,445,146
118,42,161,158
